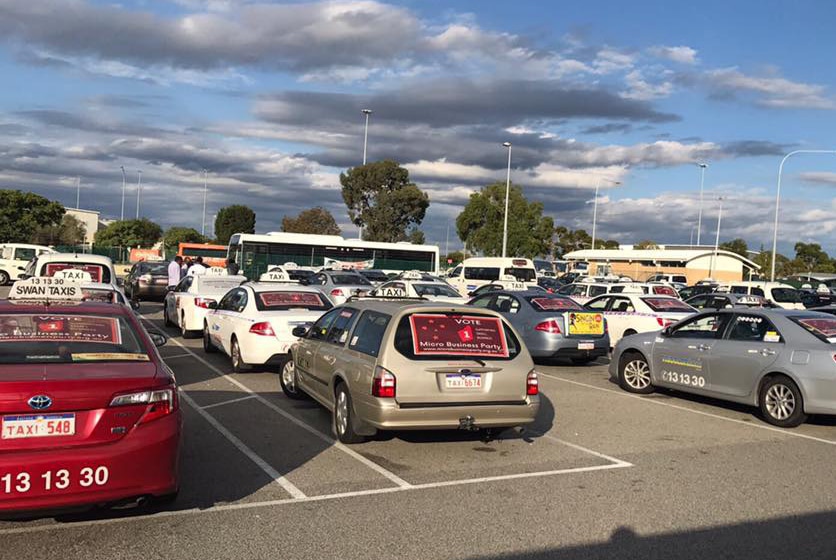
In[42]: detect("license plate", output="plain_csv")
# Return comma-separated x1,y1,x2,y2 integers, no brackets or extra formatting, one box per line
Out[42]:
2,414,76,440
445,374,482,389
578,341,595,350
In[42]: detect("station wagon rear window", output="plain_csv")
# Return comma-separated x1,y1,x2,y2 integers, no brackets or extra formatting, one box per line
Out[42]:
528,297,581,311
652,286,678,297
256,291,331,311
791,317,836,343
772,288,801,303
331,274,372,286
44,263,106,283
642,298,694,312
397,313,519,360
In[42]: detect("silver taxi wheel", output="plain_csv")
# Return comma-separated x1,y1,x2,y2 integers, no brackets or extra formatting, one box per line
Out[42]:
760,377,806,427
280,359,305,400
333,384,363,444
231,338,249,373
619,353,654,394
0,271,9,286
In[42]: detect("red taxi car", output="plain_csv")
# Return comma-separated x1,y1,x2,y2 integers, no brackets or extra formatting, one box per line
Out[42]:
0,282,180,514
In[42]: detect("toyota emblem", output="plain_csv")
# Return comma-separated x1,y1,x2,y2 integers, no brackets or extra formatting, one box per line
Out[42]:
28,395,53,410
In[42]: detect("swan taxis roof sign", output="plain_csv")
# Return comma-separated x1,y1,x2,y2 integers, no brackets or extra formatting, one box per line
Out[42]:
10,277,83,302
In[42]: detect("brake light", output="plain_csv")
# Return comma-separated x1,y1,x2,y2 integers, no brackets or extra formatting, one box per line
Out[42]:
195,297,216,308
331,288,345,297
526,369,539,396
249,322,275,336
657,317,675,328
535,320,561,334
110,387,177,424
372,366,396,398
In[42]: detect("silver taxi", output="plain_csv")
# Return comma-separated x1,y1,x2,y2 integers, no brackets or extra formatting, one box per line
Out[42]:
610,308,836,427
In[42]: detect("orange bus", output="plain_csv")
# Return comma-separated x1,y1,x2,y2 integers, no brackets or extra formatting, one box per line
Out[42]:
177,243,228,267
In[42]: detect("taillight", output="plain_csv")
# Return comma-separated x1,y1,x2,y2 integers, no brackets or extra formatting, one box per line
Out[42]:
330,288,345,297
372,366,396,398
657,317,675,328
526,369,539,396
195,297,216,308
250,322,275,336
110,387,177,424
535,320,561,334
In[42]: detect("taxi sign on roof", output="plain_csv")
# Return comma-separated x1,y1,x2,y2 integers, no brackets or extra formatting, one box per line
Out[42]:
500,274,517,282
401,271,423,280
378,286,408,297
10,277,83,302
259,270,296,283
205,267,228,276
54,269,93,283
283,262,299,269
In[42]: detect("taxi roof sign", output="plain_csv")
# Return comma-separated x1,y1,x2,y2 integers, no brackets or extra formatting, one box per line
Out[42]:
10,277,84,302
401,271,423,280
54,269,93,283
259,270,297,283
205,267,228,276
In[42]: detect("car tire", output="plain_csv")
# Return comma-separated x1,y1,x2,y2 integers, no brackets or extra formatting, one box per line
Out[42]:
231,337,250,373
203,323,216,353
163,305,173,327
333,383,364,444
280,358,306,400
759,375,807,428
181,314,196,339
0,270,9,286
618,351,654,394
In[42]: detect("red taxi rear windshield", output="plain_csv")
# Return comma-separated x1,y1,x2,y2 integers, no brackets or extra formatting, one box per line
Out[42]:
0,313,148,364
255,291,332,311
44,263,108,283
790,316,836,343
394,312,520,361
641,298,694,312
527,296,582,312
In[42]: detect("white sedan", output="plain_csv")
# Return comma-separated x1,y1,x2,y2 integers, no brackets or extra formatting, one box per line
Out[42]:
164,273,248,338
203,281,333,372
583,292,696,346
371,278,469,304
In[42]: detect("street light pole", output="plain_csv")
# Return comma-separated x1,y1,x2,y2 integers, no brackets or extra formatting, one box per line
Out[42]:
501,142,512,258
120,166,127,221
75,177,80,209
771,150,836,282
696,162,708,246
709,196,723,278
590,176,621,251
135,170,142,219
362,109,372,165
202,169,208,237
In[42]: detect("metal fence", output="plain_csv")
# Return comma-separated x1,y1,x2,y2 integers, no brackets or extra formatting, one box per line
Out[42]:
53,245,131,264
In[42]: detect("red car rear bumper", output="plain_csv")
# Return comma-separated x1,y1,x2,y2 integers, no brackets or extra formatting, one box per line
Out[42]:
0,411,181,513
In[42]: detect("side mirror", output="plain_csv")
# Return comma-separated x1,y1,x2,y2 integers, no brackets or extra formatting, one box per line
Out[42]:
207,301,218,309
149,332,168,347
292,326,309,338
130,300,140,311
467,291,475,297
661,326,673,337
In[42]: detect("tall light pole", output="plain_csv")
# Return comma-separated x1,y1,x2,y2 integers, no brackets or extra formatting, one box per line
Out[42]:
771,150,836,282
120,166,127,221
591,177,621,250
75,177,80,209
709,196,724,278
501,142,512,258
361,109,372,165
201,169,208,237
696,162,708,246
135,170,142,219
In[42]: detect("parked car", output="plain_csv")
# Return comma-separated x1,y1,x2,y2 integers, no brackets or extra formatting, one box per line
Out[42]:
281,300,540,443
583,291,696,346
305,270,373,304
125,261,170,302
685,293,775,310
163,273,247,338
0,243,55,285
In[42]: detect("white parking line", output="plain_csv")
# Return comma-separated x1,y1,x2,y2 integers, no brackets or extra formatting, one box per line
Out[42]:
142,315,413,489
200,394,257,410
539,372,836,446
180,392,306,499
0,460,630,536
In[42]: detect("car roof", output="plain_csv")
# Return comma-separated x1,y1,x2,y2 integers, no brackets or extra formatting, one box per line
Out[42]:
343,299,485,316
36,253,115,266
0,300,131,315
246,282,323,293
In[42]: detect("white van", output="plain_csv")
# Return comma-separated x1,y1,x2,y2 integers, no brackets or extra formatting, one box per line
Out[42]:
447,257,539,296
0,243,55,285
647,273,688,284
718,281,804,310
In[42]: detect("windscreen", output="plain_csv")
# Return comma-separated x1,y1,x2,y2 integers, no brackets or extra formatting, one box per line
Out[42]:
395,313,520,360
44,263,108,283
642,297,695,313
652,286,678,297
413,283,461,298
771,288,801,303
360,271,389,281
504,268,537,282
142,263,169,275
199,279,243,291
0,313,148,364
527,296,582,311
791,316,836,343
331,274,372,286
81,288,118,303
255,291,332,311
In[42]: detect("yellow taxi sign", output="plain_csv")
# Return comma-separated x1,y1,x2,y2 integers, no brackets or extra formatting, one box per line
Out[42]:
566,312,605,336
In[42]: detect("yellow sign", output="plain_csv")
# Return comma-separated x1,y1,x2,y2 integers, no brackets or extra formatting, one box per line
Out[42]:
567,312,605,336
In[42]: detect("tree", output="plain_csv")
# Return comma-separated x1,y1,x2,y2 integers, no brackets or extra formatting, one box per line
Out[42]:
457,182,554,258
792,242,833,273
340,160,429,243
594,239,620,250
752,247,792,278
442,251,464,265
634,240,660,250
407,228,426,245
94,219,162,248
719,238,749,258
282,207,341,236
32,214,87,246
163,227,206,256
215,205,256,245
0,190,65,243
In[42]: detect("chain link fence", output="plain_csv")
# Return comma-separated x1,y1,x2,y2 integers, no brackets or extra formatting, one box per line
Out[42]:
53,245,131,264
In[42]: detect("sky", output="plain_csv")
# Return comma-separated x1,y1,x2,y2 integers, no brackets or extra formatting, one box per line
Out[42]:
1,0,836,256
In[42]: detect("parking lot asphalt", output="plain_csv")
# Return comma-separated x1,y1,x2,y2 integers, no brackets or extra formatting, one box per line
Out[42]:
2,297,836,559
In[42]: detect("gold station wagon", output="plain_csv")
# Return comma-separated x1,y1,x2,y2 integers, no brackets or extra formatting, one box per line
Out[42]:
281,300,541,443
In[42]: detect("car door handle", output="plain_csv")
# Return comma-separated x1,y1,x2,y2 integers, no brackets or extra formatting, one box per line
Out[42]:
688,344,710,351
761,349,777,356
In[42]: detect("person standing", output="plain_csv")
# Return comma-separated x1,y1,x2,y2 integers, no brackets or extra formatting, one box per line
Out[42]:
167,256,183,290
188,256,208,276
226,257,240,276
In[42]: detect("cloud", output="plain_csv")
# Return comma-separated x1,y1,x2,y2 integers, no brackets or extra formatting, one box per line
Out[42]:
704,67,835,109
648,45,699,65
579,123,634,135
799,171,836,186
621,70,674,101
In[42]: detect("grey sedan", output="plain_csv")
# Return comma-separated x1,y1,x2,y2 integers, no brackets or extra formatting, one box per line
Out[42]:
685,292,776,310
305,270,373,304
469,289,609,364
610,308,836,427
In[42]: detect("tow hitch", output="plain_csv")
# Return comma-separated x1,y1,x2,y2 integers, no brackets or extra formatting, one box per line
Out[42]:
458,415,477,431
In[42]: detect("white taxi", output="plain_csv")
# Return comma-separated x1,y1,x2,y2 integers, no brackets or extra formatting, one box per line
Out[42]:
50,270,133,309
583,291,697,346
370,271,469,303
203,270,333,372
163,268,247,338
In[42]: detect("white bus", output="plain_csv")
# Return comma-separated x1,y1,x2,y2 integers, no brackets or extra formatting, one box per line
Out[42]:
227,232,440,280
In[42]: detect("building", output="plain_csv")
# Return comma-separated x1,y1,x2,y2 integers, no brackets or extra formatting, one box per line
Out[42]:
563,248,760,283
65,208,100,245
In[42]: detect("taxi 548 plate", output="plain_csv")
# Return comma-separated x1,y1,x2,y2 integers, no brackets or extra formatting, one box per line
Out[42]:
2,414,76,440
